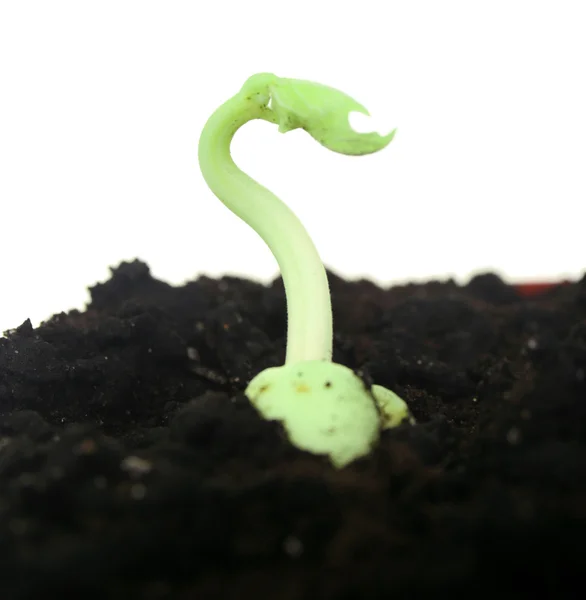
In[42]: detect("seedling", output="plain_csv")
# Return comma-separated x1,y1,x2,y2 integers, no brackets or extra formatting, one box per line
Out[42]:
198,73,412,467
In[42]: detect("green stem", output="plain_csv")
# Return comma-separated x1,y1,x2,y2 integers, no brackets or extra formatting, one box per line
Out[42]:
198,84,333,364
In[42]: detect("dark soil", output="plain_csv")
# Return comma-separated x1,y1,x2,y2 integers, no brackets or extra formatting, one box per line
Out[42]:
1,259,585,599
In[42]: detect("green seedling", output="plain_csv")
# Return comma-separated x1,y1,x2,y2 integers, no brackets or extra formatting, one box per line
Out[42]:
198,73,413,468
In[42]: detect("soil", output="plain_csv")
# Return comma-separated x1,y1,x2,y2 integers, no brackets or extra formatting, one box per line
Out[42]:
1,259,585,600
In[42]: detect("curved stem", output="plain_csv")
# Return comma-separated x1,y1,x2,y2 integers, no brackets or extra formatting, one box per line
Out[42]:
198,86,333,364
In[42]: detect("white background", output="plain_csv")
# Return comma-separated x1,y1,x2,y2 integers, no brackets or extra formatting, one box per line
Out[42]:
1,1,584,333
